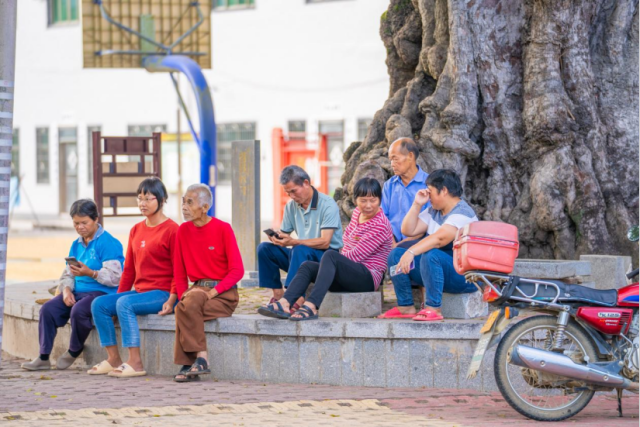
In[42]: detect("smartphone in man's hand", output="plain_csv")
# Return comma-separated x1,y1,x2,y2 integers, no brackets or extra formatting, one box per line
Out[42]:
263,229,283,239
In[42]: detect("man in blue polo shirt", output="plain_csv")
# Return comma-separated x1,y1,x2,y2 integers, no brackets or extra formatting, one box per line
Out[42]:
257,165,343,305
382,137,430,247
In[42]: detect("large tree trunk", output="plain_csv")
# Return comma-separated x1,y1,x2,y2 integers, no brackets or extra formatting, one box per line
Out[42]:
336,0,639,261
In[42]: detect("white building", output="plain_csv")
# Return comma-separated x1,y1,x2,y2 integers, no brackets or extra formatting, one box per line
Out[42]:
11,0,390,224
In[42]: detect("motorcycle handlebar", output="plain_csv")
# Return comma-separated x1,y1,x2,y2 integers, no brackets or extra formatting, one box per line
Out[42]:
626,268,639,280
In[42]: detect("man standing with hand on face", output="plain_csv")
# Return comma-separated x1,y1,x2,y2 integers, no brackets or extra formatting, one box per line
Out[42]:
257,165,343,309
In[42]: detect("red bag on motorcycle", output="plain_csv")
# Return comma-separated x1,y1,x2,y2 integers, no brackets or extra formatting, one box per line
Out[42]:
453,221,519,274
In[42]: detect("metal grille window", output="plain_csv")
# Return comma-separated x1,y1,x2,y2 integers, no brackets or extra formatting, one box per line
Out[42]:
128,124,167,137
217,123,256,183
357,118,372,141
288,120,306,140
87,126,101,184
11,129,19,179
36,128,50,184
214,0,255,10
48,0,79,25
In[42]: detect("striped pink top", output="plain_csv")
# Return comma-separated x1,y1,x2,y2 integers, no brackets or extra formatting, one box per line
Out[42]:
342,208,393,290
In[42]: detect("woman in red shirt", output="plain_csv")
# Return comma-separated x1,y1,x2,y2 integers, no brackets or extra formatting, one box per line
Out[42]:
88,177,179,377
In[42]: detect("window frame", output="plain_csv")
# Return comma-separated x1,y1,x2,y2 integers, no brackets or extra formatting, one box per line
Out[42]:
48,0,79,26
36,127,50,184
213,0,255,11
216,122,257,184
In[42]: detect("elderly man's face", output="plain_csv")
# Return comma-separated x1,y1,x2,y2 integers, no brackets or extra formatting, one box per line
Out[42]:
181,191,205,221
388,142,416,176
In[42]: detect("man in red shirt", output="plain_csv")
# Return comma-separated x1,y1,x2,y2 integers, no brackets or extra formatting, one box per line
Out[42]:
172,184,244,382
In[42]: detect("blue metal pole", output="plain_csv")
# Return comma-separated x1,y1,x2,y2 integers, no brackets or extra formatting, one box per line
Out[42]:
143,55,216,216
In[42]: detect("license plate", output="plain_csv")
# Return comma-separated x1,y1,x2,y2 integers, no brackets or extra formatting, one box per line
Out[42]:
480,310,500,334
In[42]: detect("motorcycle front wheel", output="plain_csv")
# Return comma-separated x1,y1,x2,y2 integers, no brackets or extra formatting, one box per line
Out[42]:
494,315,598,421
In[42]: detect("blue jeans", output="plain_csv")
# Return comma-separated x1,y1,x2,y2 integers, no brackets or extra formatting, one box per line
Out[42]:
257,242,328,289
388,247,424,307
91,290,170,348
389,248,477,308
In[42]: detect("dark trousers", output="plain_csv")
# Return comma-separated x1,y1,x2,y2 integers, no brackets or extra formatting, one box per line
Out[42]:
38,291,105,355
284,250,374,308
257,242,328,289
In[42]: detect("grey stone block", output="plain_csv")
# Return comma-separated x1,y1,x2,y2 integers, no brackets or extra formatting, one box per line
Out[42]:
318,340,341,385
255,318,298,337
512,259,591,279
441,292,488,319
580,255,632,290
340,339,363,386
344,319,390,339
260,336,284,382
318,292,382,318
411,287,425,307
433,340,459,389
409,339,433,387
299,338,321,384
391,320,484,340
385,340,411,387
277,337,300,384
222,334,245,380
217,316,257,334
298,319,345,338
457,340,482,391
363,339,386,387
239,278,259,288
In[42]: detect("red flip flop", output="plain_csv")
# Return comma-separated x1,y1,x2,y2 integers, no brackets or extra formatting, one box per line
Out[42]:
377,307,417,319
412,309,444,322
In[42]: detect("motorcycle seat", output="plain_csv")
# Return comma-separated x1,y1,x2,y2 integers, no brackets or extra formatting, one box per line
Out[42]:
512,277,618,307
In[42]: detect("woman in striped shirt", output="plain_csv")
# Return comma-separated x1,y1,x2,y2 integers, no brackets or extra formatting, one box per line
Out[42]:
258,177,393,321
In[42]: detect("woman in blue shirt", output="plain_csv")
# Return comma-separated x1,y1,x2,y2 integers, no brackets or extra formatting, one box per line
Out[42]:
21,199,124,371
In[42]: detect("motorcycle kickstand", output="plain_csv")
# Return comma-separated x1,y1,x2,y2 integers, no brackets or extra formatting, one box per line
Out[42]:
617,388,623,417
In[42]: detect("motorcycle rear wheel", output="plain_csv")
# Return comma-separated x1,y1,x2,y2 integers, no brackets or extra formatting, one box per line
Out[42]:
494,315,598,421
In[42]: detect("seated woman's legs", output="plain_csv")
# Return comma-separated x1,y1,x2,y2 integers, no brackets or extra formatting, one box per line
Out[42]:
277,261,320,312
114,290,170,372
38,295,72,358
419,249,476,316
91,292,135,370
388,248,423,314
291,251,374,318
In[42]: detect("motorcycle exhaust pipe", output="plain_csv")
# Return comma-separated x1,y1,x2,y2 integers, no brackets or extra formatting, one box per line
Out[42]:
510,345,632,389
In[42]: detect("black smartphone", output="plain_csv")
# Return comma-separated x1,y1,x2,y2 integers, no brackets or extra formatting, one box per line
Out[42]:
65,256,81,267
263,229,282,239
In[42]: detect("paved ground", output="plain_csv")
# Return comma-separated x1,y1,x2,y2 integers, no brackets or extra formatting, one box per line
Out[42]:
0,354,637,426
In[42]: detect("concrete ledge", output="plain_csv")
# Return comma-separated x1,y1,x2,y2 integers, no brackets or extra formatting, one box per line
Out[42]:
512,259,591,279
579,255,632,290
4,281,494,391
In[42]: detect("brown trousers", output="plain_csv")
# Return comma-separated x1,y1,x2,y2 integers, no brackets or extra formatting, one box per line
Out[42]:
174,286,239,365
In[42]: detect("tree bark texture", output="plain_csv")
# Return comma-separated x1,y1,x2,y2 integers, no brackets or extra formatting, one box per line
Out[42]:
336,0,639,261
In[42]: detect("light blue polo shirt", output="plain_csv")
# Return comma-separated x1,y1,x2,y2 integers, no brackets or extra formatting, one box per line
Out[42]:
381,166,430,241
280,187,344,250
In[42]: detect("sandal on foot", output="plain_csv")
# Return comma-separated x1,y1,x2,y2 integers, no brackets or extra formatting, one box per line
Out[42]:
173,366,200,382
412,309,444,322
289,305,318,322
257,301,291,319
87,360,115,375
108,363,147,378
377,307,417,319
290,302,301,313
185,357,210,377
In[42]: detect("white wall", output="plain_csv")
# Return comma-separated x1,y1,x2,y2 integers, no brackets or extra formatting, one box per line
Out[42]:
12,0,390,222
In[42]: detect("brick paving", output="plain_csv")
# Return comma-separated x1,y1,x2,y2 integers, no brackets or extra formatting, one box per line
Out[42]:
0,355,636,426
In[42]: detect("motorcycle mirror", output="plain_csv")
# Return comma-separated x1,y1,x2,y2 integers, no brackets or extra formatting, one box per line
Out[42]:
627,226,639,242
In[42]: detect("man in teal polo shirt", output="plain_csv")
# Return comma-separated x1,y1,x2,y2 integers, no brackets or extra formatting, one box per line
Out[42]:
382,137,430,246
257,165,343,304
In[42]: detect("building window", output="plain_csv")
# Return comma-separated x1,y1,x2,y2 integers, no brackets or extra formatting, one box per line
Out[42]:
213,0,255,10
87,126,101,184
48,0,79,25
217,122,256,183
11,129,19,179
128,124,167,137
36,128,50,184
288,120,306,140
357,118,372,141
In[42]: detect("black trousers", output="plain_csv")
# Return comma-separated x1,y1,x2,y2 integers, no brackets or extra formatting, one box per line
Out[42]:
283,250,375,308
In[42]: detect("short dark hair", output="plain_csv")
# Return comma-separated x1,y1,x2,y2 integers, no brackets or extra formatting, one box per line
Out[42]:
137,177,168,214
279,165,311,186
70,199,99,221
394,137,420,161
426,169,463,197
353,177,382,200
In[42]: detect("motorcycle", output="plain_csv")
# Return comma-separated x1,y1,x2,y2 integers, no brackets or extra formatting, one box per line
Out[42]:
465,226,639,422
